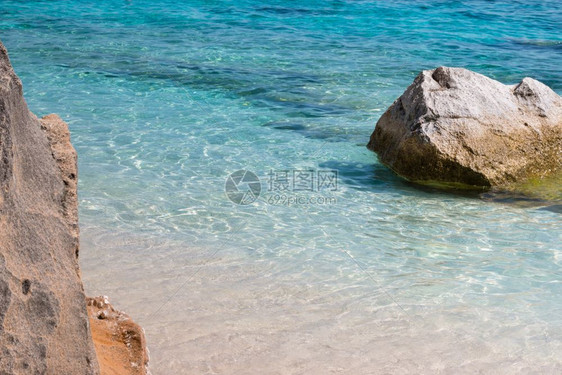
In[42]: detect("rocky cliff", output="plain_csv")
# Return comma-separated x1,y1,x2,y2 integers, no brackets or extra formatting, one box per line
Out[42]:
0,41,148,374
368,67,562,188
0,40,99,374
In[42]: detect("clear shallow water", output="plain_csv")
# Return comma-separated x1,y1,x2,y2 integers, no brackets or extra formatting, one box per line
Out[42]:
1,0,562,373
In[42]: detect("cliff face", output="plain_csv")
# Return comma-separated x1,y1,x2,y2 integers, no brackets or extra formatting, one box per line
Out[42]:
0,41,99,373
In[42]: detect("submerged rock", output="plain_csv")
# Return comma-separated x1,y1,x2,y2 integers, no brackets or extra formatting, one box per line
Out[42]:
367,66,562,188
0,40,99,373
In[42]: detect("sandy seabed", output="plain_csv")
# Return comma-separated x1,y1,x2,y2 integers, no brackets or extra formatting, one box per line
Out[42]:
80,226,562,375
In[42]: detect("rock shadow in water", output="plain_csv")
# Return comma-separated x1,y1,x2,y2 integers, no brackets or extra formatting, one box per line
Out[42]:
318,160,408,192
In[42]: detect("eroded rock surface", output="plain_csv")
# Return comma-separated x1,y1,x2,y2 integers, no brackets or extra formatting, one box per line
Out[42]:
87,296,150,375
0,40,99,374
367,66,562,188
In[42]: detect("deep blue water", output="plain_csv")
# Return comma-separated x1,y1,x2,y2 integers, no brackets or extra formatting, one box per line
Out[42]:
1,1,561,373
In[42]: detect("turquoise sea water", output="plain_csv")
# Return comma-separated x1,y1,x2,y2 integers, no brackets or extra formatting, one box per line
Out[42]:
2,0,562,373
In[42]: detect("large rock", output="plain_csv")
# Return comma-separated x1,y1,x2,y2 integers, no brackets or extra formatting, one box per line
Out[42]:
367,66,562,188
0,41,99,373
